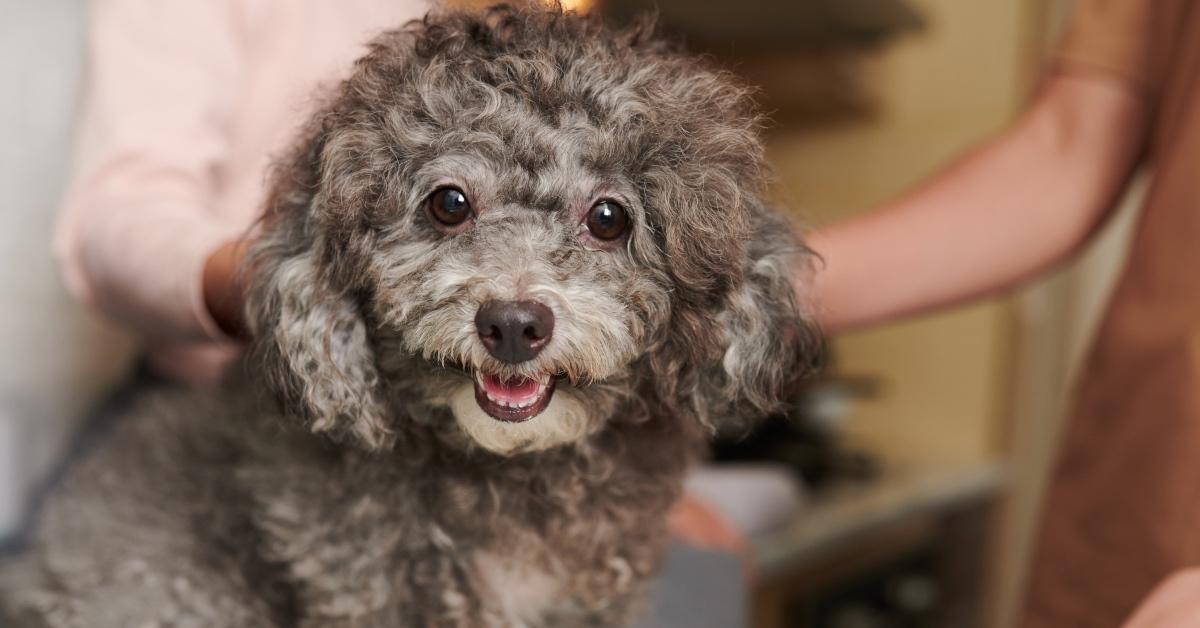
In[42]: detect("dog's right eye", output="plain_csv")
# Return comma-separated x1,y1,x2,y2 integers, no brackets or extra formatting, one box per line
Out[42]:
427,187,472,227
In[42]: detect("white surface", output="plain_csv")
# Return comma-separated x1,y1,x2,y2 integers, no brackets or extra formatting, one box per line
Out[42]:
0,0,135,538
750,458,1006,579
684,464,807,536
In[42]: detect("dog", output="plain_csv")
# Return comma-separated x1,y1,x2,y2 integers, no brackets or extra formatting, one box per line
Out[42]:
0,4,819,626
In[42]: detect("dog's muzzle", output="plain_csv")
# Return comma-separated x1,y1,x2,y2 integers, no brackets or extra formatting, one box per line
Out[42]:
471,299,557,422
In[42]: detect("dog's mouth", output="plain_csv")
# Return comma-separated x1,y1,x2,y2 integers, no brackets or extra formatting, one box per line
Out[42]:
473,371,557,423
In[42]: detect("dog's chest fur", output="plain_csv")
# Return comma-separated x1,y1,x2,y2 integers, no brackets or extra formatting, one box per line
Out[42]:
474,551,566,626
0,388,700,627
232,403,693,626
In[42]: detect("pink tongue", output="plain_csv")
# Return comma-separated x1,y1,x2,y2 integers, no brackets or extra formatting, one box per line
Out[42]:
482,374,539,403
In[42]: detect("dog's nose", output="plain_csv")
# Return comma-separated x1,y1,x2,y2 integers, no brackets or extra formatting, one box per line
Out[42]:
475,300,555,364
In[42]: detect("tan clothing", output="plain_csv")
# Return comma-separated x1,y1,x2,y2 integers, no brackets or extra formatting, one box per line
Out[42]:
56,0,427,383
1025,0,1200,625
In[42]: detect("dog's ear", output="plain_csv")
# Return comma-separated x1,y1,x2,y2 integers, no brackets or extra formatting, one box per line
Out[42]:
242,119,394,451
706,206,823,429
620,48,823,429
656,205,823,432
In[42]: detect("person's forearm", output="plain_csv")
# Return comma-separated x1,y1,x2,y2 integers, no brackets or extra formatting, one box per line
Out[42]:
806,71,1147,333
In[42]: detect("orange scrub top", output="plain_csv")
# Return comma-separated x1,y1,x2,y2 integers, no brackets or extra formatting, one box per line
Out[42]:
1025,0,1200,625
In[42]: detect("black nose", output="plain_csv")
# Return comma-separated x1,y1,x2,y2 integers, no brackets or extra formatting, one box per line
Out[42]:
475,300,555,364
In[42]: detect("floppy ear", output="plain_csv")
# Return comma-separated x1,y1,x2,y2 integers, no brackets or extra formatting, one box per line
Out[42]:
242,118,394,451
687,206,824,431
245,242,392,450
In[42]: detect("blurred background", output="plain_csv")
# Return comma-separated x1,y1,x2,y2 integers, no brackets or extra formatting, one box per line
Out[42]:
0,0,1144,626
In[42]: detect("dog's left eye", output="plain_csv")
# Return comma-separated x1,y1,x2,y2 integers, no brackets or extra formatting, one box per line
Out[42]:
427,187,472,226
585,200,628,241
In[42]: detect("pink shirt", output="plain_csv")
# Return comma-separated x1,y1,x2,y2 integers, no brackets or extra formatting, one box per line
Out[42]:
56,0,429,384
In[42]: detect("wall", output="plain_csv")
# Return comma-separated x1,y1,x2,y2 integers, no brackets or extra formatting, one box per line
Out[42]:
764,2,1051,625
766,0,1040,466
0,0,134,538
764,2,1147,625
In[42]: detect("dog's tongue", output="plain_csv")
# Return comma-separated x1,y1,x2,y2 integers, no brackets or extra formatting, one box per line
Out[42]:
480,373,541,405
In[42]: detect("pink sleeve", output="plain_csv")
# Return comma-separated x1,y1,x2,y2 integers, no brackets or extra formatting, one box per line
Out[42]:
55,0,245,342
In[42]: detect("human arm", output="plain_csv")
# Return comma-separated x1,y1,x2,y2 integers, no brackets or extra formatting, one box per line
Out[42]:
54,0,246,343
1121,569,1200,628
806,70,1148,332
667,493,746,554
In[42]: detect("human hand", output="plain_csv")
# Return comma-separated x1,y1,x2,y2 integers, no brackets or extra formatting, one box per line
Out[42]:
203,238,252,341
667,492,746,554
1121,569,1200,628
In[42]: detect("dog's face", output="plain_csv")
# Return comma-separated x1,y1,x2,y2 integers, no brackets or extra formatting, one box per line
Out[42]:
247,6,819,455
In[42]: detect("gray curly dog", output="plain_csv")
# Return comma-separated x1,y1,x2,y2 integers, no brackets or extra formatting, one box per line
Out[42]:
0,4,819,626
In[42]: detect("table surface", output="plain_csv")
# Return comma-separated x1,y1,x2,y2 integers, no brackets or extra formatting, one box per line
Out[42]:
750,457,1008,579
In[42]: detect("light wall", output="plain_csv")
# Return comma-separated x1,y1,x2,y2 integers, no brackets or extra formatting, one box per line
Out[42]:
765,2,1052,625
763,2,1141,625
766,0,1044,465
0,0,134,537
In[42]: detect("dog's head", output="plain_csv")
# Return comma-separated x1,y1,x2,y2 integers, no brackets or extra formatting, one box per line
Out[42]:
246,4,821,456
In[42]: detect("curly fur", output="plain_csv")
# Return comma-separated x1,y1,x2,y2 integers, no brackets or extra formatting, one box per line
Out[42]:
0,4,820,626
